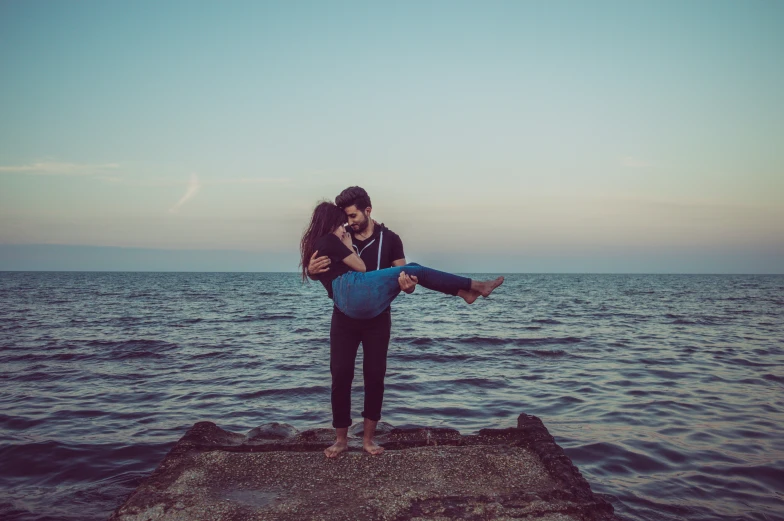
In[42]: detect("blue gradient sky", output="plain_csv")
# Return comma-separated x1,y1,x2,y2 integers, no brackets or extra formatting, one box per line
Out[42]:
1,1,782,272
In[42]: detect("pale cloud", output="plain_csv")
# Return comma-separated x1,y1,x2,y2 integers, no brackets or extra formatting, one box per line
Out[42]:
94,176,183,188
92,175,290,188
169,173,201,214
0,161,289,189
91,175,126,184
208,177,291,185
620,156,652,169
0,161,120,175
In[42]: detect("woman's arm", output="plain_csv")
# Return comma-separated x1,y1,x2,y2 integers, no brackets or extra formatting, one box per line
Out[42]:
341,252,366,272
337,228,366,272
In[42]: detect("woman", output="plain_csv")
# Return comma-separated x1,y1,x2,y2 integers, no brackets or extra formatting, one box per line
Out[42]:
301,202,503,319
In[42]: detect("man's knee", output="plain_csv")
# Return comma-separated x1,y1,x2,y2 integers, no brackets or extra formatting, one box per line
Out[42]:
331,362,355,384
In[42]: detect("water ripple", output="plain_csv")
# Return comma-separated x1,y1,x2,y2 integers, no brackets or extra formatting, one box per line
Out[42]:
0,272,782,521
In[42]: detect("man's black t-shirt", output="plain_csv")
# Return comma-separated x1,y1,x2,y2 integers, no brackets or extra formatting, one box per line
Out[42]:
351,223,405,272
313,234,353,299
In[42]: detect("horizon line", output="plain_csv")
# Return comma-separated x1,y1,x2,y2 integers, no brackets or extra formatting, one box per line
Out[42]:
2,270,782,276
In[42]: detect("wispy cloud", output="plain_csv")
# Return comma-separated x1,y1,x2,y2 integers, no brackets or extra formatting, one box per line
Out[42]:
620,156,652,169
0,161,120,175
169,173,201,213
209,177,290,185
92,175,290,188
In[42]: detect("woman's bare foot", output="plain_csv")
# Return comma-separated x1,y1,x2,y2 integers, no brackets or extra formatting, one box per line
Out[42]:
458,289,482,304
363,440,385,455
470,276,505,298
324,440,348,458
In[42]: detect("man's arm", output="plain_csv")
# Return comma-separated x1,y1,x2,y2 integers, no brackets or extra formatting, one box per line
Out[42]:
390,227,415,294
307,251,330,281
392,258,417,294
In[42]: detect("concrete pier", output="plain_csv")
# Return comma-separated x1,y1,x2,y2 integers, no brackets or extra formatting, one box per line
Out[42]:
109,413,617,520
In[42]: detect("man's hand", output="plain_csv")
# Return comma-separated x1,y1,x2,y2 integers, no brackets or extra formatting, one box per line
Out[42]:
398,271,418,294
308,251,330,278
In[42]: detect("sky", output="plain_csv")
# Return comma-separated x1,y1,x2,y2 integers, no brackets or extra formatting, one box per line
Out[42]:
1,0,782,272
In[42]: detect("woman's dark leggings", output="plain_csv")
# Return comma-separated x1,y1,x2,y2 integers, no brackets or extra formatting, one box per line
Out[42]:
329,306,391,429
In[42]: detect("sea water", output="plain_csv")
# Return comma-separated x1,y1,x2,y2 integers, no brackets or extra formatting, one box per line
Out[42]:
1,272,782,520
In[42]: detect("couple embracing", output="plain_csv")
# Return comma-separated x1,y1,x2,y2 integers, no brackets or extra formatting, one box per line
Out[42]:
301,186,504,458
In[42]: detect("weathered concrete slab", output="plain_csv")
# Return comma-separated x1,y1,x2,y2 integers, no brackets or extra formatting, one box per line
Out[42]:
109,414,616,520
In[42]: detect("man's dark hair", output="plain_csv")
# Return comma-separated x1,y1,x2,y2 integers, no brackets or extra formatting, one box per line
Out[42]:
335,186,371,211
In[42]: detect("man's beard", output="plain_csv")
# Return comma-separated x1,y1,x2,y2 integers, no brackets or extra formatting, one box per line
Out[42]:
352,216,369,233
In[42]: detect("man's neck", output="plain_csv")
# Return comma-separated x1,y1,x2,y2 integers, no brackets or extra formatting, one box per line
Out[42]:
354,219,375,241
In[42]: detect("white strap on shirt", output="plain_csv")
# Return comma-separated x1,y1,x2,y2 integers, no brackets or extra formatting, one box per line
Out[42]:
353,230,384,270
377,231,384,270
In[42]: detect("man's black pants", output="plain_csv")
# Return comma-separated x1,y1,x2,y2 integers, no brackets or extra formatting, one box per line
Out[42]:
329,306,391,429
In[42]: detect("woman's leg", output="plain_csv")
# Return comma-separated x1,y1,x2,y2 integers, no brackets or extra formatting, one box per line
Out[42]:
334,265,504,320
333,271,402,320
358,263,503,305
397,263,504,302
392,263,470,296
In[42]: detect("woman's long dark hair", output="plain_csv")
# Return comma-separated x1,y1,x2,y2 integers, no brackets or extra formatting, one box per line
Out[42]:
300,201,347,281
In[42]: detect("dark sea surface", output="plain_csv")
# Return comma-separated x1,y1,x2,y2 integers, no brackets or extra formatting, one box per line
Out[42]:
0,272,782,521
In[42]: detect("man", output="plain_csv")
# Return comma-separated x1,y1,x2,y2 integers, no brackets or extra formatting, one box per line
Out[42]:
308,186,417,457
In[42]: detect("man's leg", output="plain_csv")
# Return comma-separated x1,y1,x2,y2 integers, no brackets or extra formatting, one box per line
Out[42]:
360,310,391,455
326,308,361,458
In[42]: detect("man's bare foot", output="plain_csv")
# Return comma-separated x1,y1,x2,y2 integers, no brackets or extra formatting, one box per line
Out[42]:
324,440,348,458
458,289,482,304
470,276,505,298
361,418,384,455
363,440,385,455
